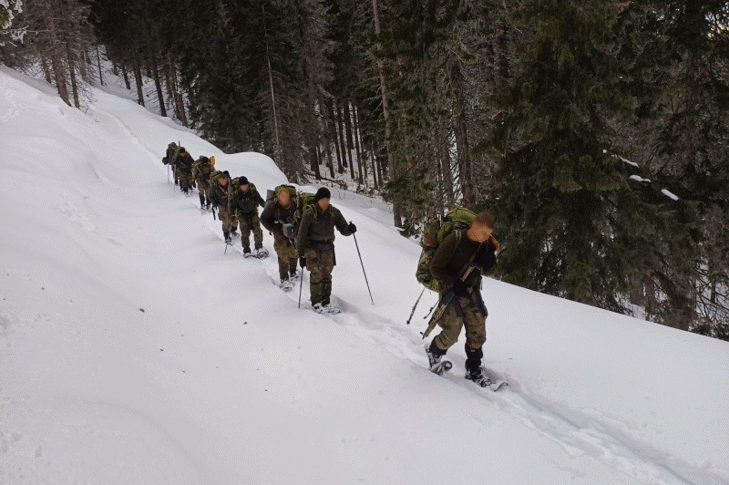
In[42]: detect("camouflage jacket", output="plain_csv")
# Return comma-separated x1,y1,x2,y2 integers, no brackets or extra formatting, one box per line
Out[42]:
192,159,213,184
429,231,497,291
260,200,298,237
207,181,231,208
296,204,353,253
176,153,194,173
230,186,265,215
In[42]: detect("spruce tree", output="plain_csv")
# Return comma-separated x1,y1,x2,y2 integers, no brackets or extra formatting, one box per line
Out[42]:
489,0,696,312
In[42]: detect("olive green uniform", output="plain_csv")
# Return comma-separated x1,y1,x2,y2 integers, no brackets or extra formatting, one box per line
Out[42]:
260,197,299,281
176,152,195,193
296,204,354,306
192,158,214,208
231,185,265,251
207,180,233,238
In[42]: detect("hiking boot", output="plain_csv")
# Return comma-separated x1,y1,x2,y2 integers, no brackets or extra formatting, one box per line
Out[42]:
224,231,232,244
243,247,253,257
289,268,298,279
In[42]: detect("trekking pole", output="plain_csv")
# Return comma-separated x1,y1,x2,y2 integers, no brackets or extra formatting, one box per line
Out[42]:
406,288,425,325
167,164,170,184
224,240,230,254
351,229,374,305
298,268,305,308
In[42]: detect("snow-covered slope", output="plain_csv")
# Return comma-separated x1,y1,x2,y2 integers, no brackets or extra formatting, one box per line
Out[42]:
1,66,728,485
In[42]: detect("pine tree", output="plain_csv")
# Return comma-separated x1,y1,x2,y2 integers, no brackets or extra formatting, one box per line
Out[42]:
489,0,699,313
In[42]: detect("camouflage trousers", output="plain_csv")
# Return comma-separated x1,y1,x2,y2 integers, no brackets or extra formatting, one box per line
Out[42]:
217,205,233,235
273,233,298,281
196,179,210,198
304,247,335,306
432,292,487,352
178,170,193,191
235,211,263,250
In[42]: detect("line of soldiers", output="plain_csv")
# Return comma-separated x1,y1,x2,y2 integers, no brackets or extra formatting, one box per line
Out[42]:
162,143,501,386
162,143,356,313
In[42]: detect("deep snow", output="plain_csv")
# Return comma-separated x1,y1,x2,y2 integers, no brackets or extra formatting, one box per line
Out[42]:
1,66,728,485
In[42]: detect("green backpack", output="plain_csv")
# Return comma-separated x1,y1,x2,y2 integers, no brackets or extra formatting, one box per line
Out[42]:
415,207,476,293
266,184,297,204
293,191,317,224
209,170,226,185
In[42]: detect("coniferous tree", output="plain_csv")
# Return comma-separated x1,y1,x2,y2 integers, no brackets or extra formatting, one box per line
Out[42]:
489,0,699,314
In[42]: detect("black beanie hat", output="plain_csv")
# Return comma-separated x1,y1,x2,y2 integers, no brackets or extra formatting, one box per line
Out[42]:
239,176,249,185
314,187,331,202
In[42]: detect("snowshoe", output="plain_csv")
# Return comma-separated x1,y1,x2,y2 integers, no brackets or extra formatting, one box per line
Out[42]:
465,368,509,391
279,278,296,291
243,248,254,258
313,303,341,315
465,370,492,388
425,343,452,376
255,248,269,259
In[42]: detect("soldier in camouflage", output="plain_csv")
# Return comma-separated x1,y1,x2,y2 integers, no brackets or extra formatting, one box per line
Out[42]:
192,156,214,209
260,186,299,286
175,147,195,195
295,187,356,312
207,170,233,243
230,176,266,256
425,211,498,387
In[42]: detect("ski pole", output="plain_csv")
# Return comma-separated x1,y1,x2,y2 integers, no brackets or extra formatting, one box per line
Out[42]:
406,288,425,325
298,267,305,308
224,241,229,254
351,229,374,305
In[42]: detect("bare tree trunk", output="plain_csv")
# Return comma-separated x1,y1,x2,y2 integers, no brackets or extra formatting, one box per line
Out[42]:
121,61,131,90
167,56,188,127
44,0,70,106
265,41,282,164
41,57,53,84
318,93,335,178
344,101,356,179
372,0,401,227
96,45,104,86
151,55,167,117
65,42,80,108
337,102,349,172
448,55,474,207
353,105,365,186
329,99,344,174
132,51,145,106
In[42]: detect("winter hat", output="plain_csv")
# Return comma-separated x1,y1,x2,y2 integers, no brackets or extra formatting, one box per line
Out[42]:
314,187,331,202
238,176,249,185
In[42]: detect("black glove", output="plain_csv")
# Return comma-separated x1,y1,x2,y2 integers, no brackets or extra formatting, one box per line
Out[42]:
476,245,496,271
348,222,357,234
451,280,469,298
299,256,306,268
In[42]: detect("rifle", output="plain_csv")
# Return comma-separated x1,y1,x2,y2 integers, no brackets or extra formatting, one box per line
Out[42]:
421,265,476,339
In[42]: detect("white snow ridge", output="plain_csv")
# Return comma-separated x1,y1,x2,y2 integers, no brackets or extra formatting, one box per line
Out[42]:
1,66,728,485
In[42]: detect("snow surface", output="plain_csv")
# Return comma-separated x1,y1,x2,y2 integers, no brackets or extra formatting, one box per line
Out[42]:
1,66,729,485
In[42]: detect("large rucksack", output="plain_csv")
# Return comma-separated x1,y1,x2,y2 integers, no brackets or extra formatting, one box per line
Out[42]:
415,207,477,293
293,191,316,224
